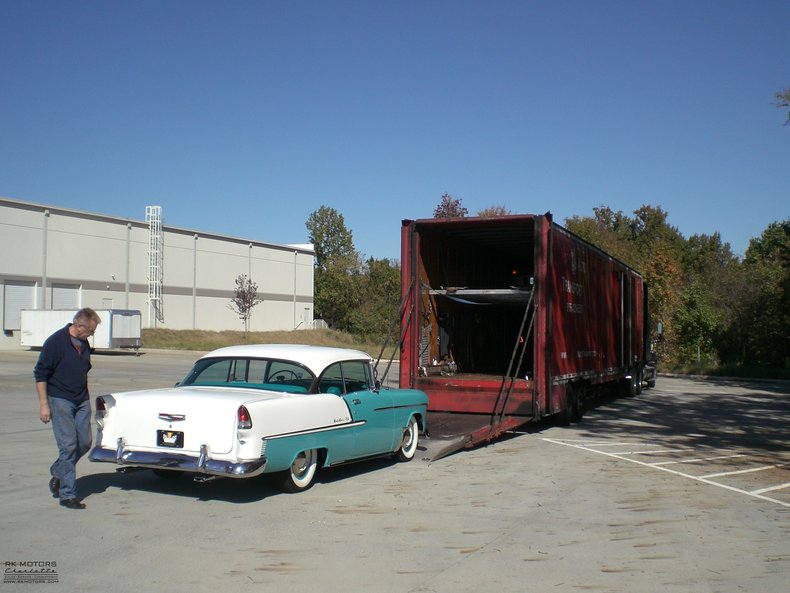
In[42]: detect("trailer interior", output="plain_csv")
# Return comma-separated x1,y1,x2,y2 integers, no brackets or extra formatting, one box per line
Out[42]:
405,216,540,419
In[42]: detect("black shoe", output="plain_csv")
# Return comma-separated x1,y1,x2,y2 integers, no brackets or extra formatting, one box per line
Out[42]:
59,498,86,510
49,477,60,498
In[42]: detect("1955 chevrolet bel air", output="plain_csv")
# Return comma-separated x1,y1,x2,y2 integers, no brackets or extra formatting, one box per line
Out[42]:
89,344,429,492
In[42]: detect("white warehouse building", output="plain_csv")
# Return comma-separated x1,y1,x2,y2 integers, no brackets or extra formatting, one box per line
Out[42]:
0,197,315,350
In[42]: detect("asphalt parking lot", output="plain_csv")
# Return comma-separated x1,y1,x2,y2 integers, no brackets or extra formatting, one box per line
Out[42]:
1,349,788,593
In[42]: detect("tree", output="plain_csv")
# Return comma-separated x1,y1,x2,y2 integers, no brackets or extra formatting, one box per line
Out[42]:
565,206,638,266
744,220,790,265
683,232,738,285
306,206,359,272
639,247,684,366
682,232,743,363
674,283,721,364
433,193,468,218
313,263,363,331
477,205,512,218
229,274,263,332
306,206,364,331
738,220,790,369
349,257,401,338
775,87,790,126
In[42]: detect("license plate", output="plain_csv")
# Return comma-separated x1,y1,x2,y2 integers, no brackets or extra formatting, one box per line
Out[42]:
157,430,184,448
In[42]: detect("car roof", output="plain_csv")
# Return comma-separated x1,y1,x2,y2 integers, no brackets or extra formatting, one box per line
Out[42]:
198,344,373,376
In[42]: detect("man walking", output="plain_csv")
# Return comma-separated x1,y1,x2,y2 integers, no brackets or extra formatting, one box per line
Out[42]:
34,308,101,509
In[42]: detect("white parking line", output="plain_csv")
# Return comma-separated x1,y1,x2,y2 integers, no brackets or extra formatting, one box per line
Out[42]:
615,449,687,456
652,454,746,466
541,438,790,508
548,440,651,447
700,465,783,479
751,482,790,495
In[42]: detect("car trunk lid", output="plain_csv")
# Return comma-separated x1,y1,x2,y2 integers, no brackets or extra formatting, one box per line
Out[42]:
108,386,283,455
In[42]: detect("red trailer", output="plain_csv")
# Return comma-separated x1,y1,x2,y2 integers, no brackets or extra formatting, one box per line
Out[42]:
399,214,652,459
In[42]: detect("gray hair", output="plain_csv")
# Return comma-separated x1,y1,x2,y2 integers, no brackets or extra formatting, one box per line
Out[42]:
73,308,101,326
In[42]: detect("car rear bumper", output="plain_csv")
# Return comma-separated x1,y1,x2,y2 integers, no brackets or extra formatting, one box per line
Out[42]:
89,439,267,478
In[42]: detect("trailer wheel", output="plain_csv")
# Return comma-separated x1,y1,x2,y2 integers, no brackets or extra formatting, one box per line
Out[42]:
626,370,641,397
395,416,420,462
281,449,319,493
571,384,585,423
557,385,581,425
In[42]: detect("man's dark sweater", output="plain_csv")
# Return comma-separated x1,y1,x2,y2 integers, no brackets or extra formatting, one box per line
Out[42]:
33,324,92,402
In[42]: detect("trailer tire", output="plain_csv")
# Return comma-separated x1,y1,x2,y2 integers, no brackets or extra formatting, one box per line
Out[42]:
571,384,585,423
626,371,640,397
557,385,581,425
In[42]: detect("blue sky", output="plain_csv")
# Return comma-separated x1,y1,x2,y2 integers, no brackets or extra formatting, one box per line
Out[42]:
1,1,788,261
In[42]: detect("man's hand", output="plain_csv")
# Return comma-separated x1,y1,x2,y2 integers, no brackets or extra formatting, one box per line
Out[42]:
40,401,51,423
36,382,51,423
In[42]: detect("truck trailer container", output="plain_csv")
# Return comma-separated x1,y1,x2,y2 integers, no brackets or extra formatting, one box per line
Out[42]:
399,214,652,458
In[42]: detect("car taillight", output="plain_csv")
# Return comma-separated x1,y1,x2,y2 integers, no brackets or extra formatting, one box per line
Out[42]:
95,396,107,418
237,405,252,430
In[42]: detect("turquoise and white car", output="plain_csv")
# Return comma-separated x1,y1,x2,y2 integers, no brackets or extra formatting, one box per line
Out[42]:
89,344,429,492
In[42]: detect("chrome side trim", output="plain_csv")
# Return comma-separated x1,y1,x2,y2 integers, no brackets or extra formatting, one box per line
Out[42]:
263,420,365,441
89,444,266,478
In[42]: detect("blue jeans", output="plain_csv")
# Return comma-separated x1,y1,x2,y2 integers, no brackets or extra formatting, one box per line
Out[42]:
48,396,92,500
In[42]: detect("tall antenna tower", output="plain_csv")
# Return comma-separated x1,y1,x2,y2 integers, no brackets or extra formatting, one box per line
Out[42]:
146,205,164,326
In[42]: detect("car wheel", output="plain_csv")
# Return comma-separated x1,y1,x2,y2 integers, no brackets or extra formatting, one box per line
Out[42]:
281,449,319,493
395,416,419,462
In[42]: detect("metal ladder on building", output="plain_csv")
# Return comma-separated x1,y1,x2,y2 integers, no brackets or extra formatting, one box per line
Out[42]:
146,205,164,326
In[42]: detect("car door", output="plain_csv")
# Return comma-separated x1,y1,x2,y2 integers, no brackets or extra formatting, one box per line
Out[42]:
322,361,395,457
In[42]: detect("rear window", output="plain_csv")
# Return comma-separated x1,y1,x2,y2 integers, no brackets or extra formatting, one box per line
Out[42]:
318,360,374,394
179,357,315,394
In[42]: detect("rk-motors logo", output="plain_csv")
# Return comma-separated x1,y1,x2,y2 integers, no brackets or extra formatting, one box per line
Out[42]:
3,560,59,584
